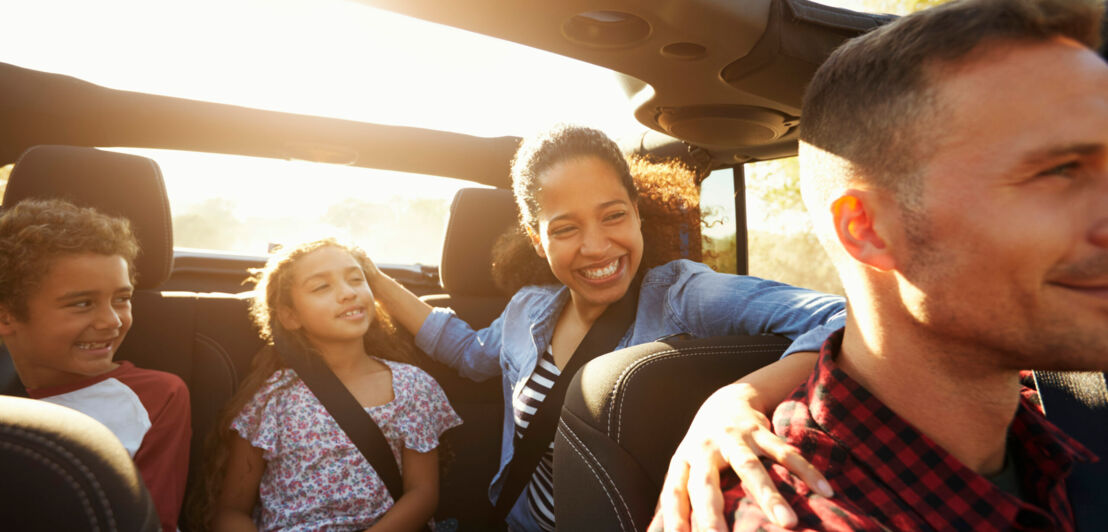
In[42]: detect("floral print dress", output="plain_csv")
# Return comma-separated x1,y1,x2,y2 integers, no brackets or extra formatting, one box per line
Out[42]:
232,358,463,532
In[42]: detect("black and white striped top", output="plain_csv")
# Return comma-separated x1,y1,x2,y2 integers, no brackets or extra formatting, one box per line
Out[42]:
511,345,561,532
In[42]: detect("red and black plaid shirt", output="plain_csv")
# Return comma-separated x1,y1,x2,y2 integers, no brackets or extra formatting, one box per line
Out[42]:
724,329,1096,531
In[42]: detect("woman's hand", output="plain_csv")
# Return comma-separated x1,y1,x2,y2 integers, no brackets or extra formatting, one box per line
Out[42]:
649,353,829,531
360,253,383,283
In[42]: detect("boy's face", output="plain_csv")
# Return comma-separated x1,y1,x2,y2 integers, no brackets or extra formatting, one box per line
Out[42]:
0,253,134,389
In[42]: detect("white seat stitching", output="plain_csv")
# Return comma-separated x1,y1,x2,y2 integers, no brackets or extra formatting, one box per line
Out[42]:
609,344,787,444
0,424,119,531
557,419,636,532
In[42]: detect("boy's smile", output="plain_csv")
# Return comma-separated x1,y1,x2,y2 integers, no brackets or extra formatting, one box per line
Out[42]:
0,253,133,389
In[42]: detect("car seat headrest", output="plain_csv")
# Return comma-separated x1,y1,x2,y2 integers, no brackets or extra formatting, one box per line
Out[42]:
0,395,161,531
439,188,518,297
4,145,174,289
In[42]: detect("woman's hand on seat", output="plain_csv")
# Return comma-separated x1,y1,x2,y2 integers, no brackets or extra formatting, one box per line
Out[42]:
649,353,830,531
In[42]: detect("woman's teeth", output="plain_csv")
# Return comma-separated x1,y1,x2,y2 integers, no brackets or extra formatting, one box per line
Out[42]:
581,258,620,280
75,341,111,350
339,309,363,318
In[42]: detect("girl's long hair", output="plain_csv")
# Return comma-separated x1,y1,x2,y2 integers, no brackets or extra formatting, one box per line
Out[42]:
190,239,419,529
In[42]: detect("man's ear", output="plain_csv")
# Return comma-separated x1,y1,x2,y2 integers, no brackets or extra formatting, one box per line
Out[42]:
525,226,547,259
277,305,302,331
831,190,897,271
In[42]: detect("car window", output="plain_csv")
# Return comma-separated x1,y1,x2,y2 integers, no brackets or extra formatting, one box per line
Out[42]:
701,160,843,295
110,148,481,265
701,168,740,274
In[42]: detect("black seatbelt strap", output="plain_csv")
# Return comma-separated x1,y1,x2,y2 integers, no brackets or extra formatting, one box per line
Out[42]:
273,331,430,531
491,281,641,522
1033,370,1108,531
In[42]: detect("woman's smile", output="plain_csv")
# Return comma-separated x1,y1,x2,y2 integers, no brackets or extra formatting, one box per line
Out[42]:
576,255,626,283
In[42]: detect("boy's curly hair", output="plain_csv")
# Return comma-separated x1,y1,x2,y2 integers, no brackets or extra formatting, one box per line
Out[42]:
0,199,139,319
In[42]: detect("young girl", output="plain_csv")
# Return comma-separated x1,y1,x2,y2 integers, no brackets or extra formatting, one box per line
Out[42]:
209,239,462,532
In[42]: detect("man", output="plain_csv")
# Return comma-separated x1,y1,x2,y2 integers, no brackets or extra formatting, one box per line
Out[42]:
658,0,1107,530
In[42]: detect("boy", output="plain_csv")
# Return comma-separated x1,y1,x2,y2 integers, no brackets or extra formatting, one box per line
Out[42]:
0,198,191,532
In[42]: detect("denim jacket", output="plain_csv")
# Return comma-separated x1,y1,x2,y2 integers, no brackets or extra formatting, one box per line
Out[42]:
415,259,846,531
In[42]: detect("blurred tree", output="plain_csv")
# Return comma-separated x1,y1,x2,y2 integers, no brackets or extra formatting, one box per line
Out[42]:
173,198,242,250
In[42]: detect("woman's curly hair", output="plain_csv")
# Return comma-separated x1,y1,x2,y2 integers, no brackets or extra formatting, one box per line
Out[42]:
0,199,139,319
191,238,419,528
492,140,703,295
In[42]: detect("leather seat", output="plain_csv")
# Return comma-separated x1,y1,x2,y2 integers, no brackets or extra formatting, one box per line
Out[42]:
554,335,791,531
421,187,517,329
0,395,161,531
413,187,518,524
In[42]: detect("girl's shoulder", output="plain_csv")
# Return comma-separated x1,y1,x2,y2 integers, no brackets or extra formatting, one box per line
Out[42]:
244,368,308,408
375,358,441,395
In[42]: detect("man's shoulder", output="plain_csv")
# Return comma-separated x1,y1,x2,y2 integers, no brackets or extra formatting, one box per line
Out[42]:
723,466,889,532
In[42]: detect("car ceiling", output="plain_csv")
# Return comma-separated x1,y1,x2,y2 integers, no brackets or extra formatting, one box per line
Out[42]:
0,0,890,188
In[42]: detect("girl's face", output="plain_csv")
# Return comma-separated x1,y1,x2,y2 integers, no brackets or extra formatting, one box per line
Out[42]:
278,246,376,348
530,156,643,314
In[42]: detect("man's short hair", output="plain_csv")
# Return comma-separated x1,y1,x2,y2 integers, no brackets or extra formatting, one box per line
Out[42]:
800,0,1103,202
0,199,139,320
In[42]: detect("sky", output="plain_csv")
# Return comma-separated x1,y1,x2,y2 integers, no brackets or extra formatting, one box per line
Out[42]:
2,0,643,139
0,0,879,258
0,0,649,233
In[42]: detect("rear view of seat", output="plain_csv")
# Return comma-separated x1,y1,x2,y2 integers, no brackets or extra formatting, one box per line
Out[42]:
417,187,518,525
0,145,263,530
421,187,518,329
554,335,791,531
0,395,161,531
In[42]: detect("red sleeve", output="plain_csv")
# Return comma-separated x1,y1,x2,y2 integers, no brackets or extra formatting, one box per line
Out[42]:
122,367,192,532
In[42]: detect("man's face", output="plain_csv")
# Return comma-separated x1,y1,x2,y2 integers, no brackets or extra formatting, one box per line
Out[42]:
896,38,1108,371
0,253,133,389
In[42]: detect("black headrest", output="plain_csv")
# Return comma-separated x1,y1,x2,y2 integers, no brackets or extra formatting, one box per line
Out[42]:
439,188,518,296
4,145,174,289
0,396,161,531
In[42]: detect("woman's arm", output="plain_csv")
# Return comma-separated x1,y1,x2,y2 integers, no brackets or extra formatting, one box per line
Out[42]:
673,265,846,356
365,448,440,532
212,434,265,532
365,256,505,381
650,352,828,532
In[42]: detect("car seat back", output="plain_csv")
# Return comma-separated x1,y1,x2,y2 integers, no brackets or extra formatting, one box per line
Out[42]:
0,395,161,531
554,335,791,531
422,187,517,328
416,187,518,525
